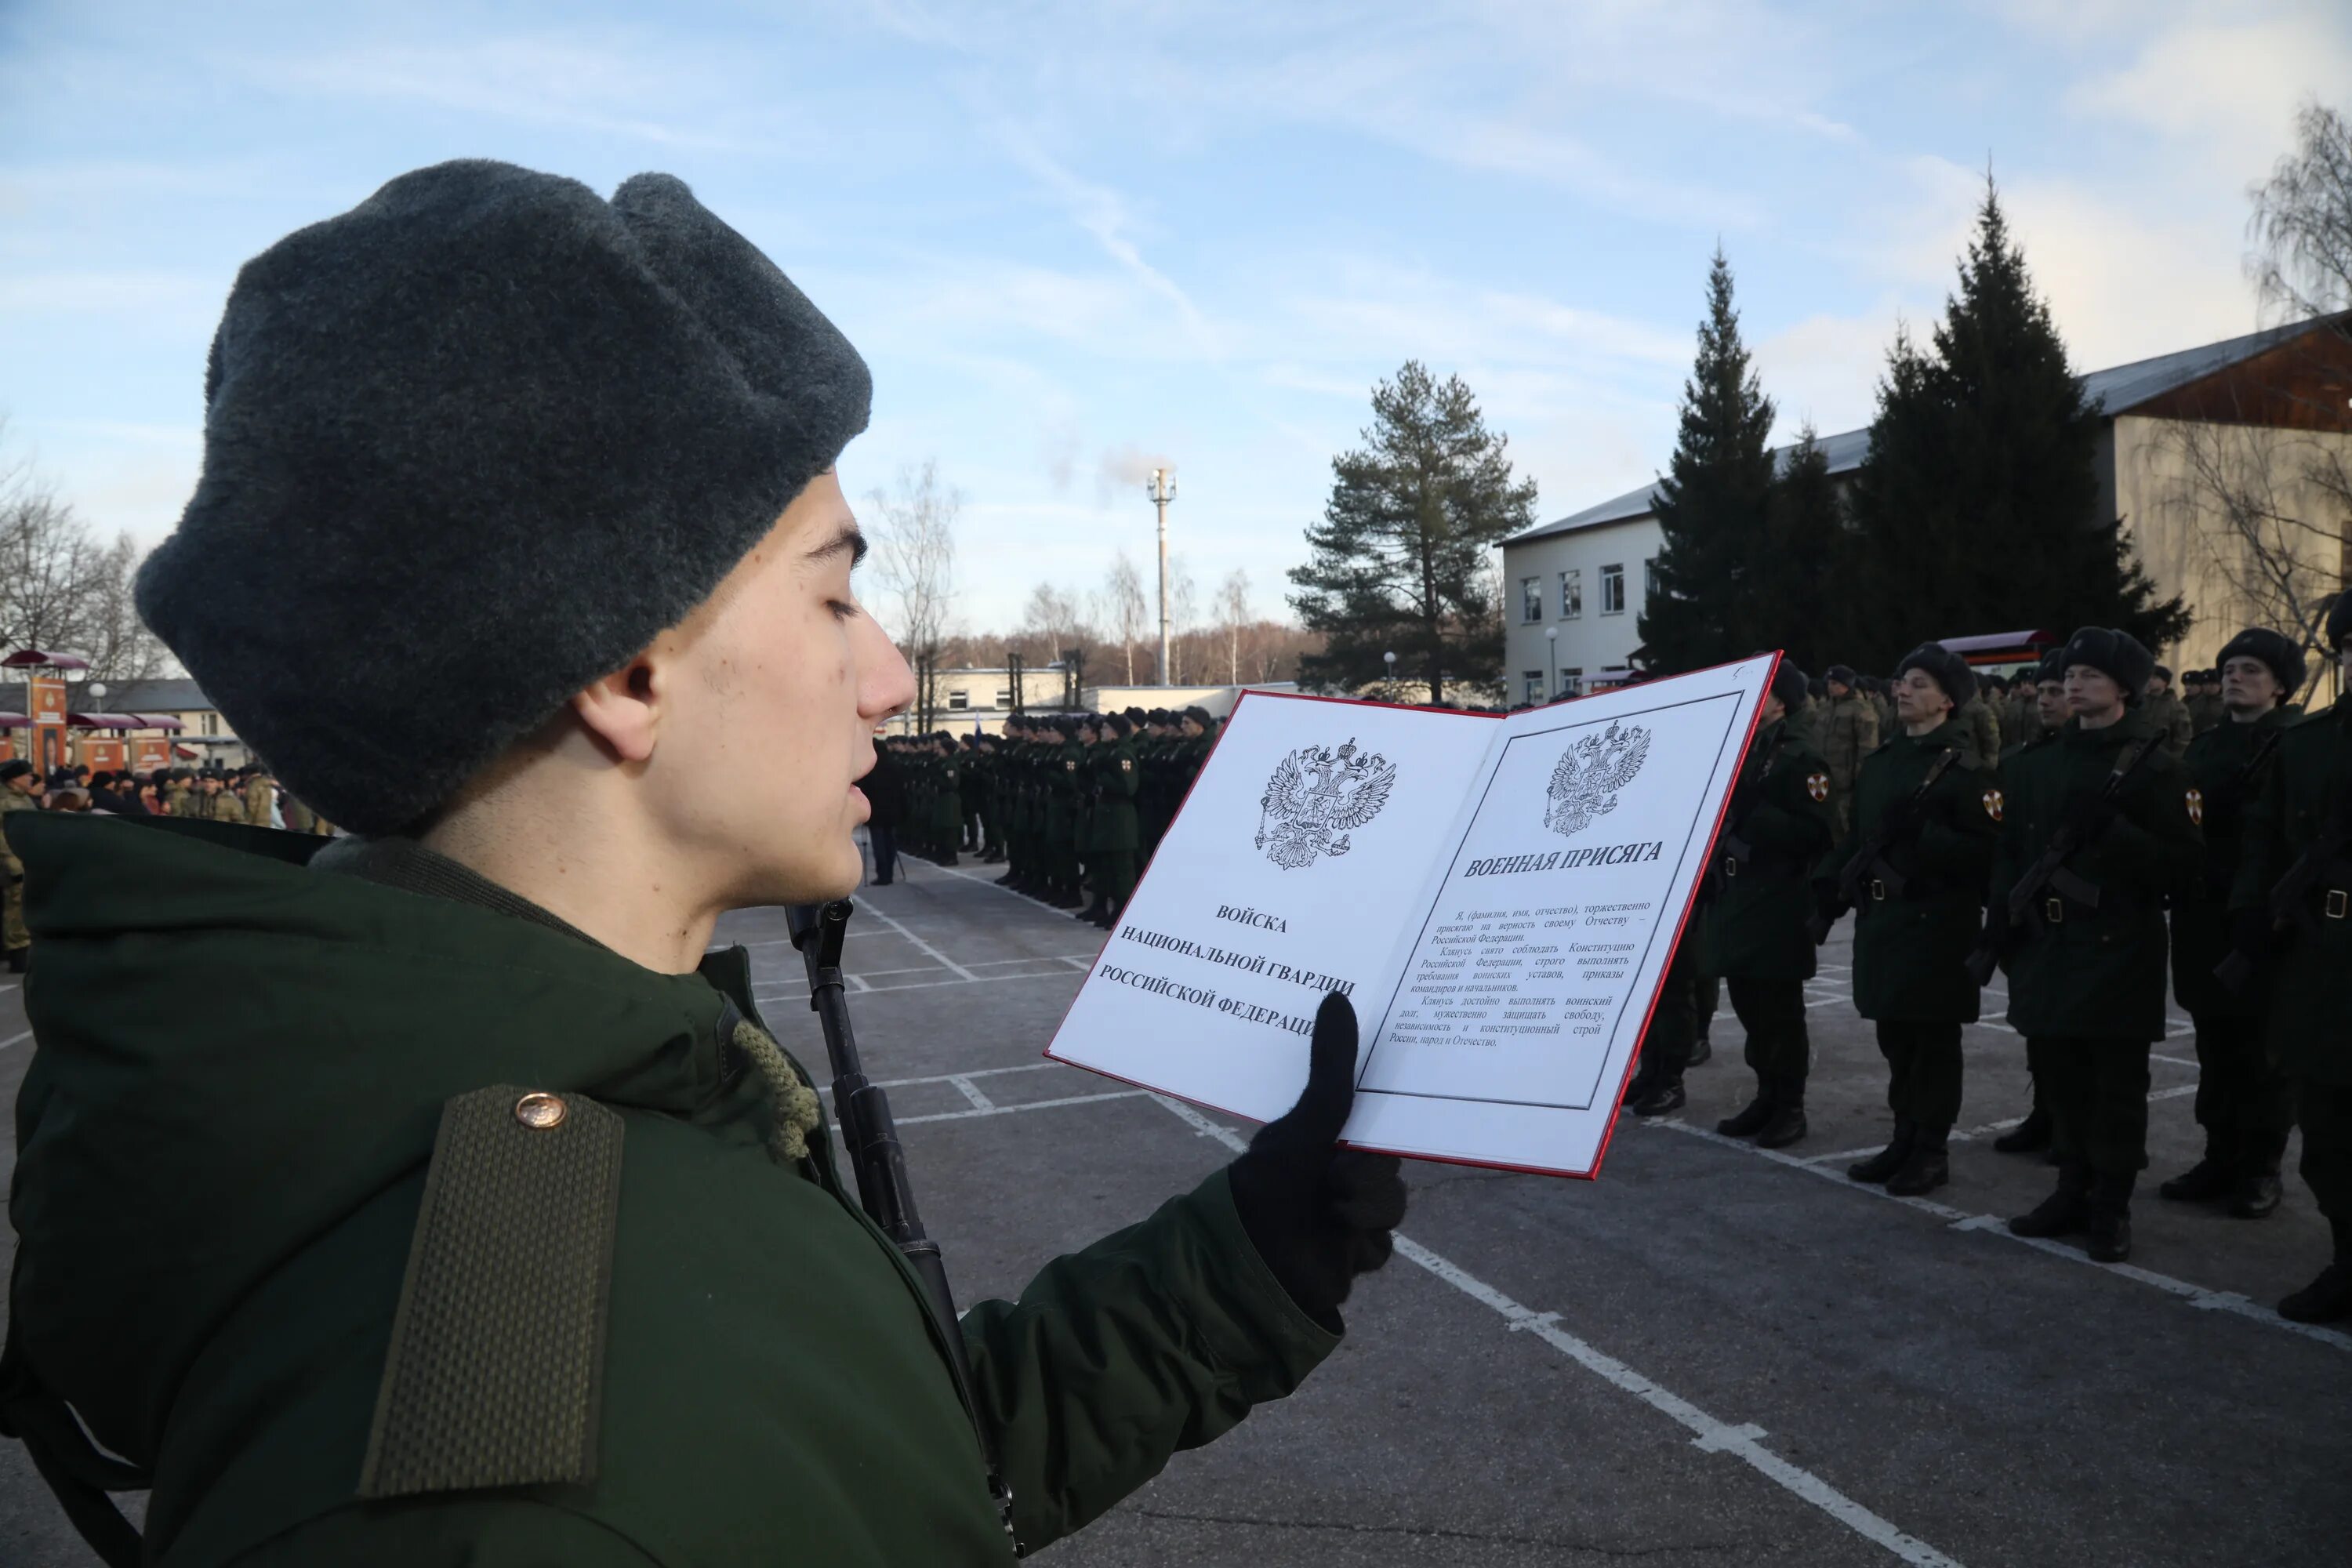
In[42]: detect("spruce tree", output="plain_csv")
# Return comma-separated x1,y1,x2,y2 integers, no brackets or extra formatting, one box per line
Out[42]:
1635,247,1778,673
1290,361,1537,702
1839,182,2187,666
1750,426,1843,673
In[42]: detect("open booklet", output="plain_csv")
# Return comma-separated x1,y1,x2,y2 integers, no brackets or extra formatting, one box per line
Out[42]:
1045,655,1776,1178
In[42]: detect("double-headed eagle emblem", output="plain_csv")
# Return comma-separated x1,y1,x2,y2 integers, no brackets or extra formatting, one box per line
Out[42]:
1544,721,1652,837
1257,737,1397,869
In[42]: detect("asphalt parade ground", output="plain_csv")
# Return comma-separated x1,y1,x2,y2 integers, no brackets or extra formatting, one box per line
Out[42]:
5,851,2350,1566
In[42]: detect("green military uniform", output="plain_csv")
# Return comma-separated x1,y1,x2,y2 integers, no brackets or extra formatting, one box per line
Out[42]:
1995,706,2202,1254
1,815,1341,1566
1084,735,1142,924
1820,691,1879,840
1956,695,2001,771
2165,700,2299,1212
243,776,278,829
2187,684,2227,735
2144,688,2194,758
1704,715,1836,1146
1047,730,1085,907
187,787,249,826
935,747,963,866
1823,718,1998,1191
0,789,34,960
2234,688,2352,1319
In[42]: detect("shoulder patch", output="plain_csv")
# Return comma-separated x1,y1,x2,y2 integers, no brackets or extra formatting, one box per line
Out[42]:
1982,787,2004,822
1805,771,1830,802
2185,786,2203,827
1065,759,1077,772
1120,757,1133,771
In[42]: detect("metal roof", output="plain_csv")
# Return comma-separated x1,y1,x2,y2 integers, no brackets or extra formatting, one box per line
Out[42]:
1507,317,2341,548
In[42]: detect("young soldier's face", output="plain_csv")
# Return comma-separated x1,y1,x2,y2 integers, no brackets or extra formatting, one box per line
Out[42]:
2035,681,2069,728
638,469,913,904
2065,665,2128,721
2220,655,2280,713
1893,669,1951,728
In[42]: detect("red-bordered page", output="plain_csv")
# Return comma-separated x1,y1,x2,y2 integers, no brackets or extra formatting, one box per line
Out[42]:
1047,655,1775,1178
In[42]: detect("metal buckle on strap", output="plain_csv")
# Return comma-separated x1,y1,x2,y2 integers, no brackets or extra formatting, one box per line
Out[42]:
2045,896,2065,924
1723,857,1739,878
2328,889,2348,921
1870,879,1886,902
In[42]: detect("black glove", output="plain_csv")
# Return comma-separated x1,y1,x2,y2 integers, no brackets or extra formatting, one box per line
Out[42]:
1227,991,1408,1328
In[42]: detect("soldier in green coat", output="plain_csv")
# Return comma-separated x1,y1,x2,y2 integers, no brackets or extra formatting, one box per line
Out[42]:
0,759,38,971
1707,660,1837,1149
1996,628,2203,1263
2158,628,2303,1219
0,162,1410,1566
1989,648,2071,1158
1081,714,1142,928
1818,644,1998,1196
1819,666,1880,840
2143,666,2194,758
2230,593,2352,1322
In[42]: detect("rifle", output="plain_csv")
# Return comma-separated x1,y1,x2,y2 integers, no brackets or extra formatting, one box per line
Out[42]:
2215,763,2352,993
1807,746,1962,945
787,900,1018,1551
1965,737,2164,986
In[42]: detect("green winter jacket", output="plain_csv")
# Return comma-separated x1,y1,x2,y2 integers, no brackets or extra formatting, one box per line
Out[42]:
2233,694,2352,1083
1821,720,1998,1023
1701,719,1835,982
1992,710,2203,1041
1,814,1338,1566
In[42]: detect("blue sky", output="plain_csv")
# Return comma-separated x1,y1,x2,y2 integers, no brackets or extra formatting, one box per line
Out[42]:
3,1,2347,635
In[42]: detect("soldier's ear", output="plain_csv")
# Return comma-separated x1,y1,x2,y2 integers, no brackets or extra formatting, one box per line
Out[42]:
571,652,664,765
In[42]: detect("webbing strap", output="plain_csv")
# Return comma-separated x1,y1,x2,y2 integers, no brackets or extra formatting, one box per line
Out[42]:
358,1085,625,1499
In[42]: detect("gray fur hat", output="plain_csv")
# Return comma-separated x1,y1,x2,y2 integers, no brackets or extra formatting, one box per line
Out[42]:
2215,627,2305,696
1893,641,1977,713
136,159,871,835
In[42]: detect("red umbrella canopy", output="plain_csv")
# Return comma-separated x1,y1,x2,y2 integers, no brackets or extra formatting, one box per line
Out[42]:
1,649,92,670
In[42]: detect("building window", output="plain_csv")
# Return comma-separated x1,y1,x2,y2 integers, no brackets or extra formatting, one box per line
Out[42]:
1644,557,1658,601
1563,666,1583,696
995,688,1013,707
1559,568,1581,619
1521,576,1542,623
1600,564,1625,614
1523,670,1543,704
947,689,971,710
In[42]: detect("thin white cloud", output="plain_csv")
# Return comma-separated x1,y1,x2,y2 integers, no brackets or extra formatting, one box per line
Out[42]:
2064,10,2352,176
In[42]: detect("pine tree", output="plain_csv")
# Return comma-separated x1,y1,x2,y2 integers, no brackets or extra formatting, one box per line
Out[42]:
1290,361,1537,702
1750,426,1843,673
1635,247,1778,673
1838,181,2188,666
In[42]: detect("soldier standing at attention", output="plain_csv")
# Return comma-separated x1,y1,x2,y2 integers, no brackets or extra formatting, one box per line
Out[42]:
1956,685,2002,771
1708,660,1837,1149
187,771,249,825
2230,593,2352,1322
0,161,1406,1565
2185,668,2225,735
1087,714,1142,928
0,760,38,974
1820,665,1880,840
1998,628,2202,1262
1864,676,1895,737
1821,644,1998,1195
1991,648,2072,1158
862,731,905,886
2160,629,2302,1218
241,764,278,829
2143,665,2194,758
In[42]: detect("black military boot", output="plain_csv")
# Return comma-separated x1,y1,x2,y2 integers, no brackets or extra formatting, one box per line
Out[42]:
2229,1141,2285,1219
1992,1105,2051,1155
2158,1134,2236,1203
1633,1075,1686,1117
1847,1119,1916,1185
1716,1074,1776,1138
1687,1029,1712,1068
1886,1124,1951,1196
1621,1054,1660,1109
2085,1172,2135,1263
1755,1076,1808,1149
2009,1165,2092,1238
2279,1262,2352,1323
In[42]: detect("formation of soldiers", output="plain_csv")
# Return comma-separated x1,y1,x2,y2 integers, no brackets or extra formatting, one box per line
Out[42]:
863,706,1220,929
1621,606,2352,1327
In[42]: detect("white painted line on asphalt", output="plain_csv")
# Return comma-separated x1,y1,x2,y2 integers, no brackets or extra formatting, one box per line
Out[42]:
946,1075,996,1112
1800,1081,2205,1168
892,1089,1145,1126
1650,1116,2352,1354
1145,1093,1967,1566
851,900,979,982
0,1028,30,1052
873,1062,1062,1090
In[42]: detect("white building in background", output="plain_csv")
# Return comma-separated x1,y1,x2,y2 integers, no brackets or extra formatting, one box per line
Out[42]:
1501,318,2352,705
